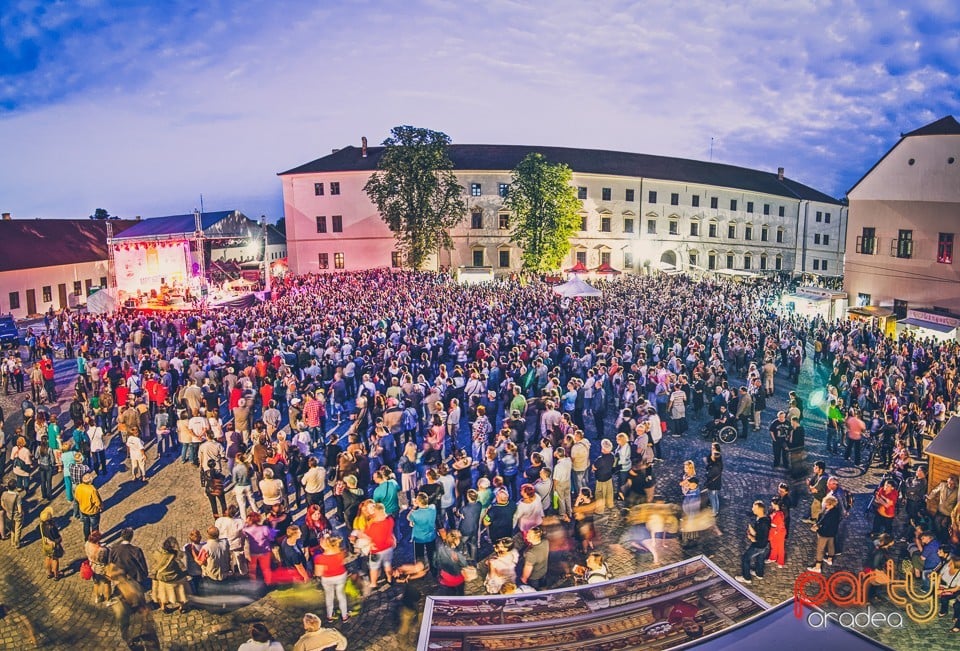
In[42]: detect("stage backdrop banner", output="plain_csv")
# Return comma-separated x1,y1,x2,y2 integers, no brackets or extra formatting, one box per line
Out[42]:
418,556,767,651
114,242,188,296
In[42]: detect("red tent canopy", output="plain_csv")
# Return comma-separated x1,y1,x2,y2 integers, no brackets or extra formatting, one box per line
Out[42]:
565,261,588,273
593,262,622,275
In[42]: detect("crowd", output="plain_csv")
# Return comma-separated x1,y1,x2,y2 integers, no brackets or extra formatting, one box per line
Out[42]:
3,268,960,648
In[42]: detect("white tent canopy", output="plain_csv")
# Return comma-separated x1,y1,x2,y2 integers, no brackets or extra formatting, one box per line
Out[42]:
85,288,117,314
553,277,602,298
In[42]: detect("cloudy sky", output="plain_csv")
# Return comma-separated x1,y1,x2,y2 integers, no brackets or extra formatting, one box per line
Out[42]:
1,0,958,221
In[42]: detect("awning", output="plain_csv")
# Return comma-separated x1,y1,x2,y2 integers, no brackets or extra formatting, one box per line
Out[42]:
898,317,957,333
848,306,893,318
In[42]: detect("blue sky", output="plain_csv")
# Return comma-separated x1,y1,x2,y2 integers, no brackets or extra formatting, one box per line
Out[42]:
1,0,958,221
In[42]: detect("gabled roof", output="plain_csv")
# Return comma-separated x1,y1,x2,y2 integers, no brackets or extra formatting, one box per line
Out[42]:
280,144,841,205
848,115,960,196
0,219,136,272
265,225,286,245
112,210,251,240
903,115,960,137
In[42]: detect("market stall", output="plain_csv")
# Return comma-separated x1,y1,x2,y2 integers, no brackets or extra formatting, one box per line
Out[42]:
896,308,960,342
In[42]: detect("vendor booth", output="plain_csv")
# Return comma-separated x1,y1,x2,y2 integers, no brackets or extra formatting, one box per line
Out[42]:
847,305,895,335
896,308,960,342
923,415,960,488
782,287,847,322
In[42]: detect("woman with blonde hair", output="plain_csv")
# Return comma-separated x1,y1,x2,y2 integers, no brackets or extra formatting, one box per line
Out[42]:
38,506,63,580
399,441,420,508
314,535,350,622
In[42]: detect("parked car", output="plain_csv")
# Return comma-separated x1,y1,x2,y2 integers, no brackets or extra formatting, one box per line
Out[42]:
0,314,20,348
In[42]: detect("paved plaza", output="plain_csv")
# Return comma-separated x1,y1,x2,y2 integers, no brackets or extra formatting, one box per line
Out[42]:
0,347,956,650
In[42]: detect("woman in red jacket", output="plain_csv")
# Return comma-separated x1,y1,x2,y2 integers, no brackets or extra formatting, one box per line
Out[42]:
767,499,787,568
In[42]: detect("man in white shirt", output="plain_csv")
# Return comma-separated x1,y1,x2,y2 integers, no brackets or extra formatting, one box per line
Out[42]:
301,458,327,507
553,448,573,521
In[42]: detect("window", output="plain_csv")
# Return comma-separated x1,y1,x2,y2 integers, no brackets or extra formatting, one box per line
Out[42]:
314,182,324,196
471,210,483,229
825,213,831,224
670,193,679,206
334,252,344,269
332,215,343,233
318,253,329,269
499,249,510,268
938,233,954,264
813,259,820,271
648,190,657,204
498,183,509,198
778,206,785,217
315,216,327,233
727,224,736,239
498,213,510,230
647,219,657,234
857,292,871,307
689,252,698,267
761,226,769,242
330,182,340,195
894,229,913,258
624,251,634,268
73,281,82,297
745,225,753,241
580,215,588,231
8,291,19,310
692,195,700,208
763,203,770,215
600,251,611,266
472,249,484,267
601,187,611,201
391,251,402,268
708,252,717,270
776,228,784,244
744,254,752,270
623,218,634,234
760,254,767,270
775,255,783,271
730,199,738,211
708,222,717,238
578,187,587,200
470,183,481,197
857,227,876,255
726,253,734,268
99,276,107,287
42,286,52,303
710,197,718,209
746,201,754,213
600,216,611,233
821,259,828,271
625,189,635,202
690,222,700,237
576,250,587,265
816,211,822,223
814,234,821,244
823,234,829,245
893,299,908,319
668,220,678,235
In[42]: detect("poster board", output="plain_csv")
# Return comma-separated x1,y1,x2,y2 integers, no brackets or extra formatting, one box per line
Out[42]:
418,556,767,651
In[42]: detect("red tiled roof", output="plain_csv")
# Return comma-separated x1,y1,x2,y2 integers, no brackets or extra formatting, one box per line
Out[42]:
0,219,136,272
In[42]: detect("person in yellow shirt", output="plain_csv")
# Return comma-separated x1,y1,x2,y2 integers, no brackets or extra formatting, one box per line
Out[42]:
74,472,103,541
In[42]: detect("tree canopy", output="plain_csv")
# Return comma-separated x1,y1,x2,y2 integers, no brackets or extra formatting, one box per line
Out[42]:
89,208,111,220
363,126,466,270
505,153,581,273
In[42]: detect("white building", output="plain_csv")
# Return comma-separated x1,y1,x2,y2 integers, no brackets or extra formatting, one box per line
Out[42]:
0,215,135,319
279,142,845,277
844,115,960,331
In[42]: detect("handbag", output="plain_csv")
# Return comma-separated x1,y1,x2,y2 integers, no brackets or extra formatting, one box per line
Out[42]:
80,559,94,580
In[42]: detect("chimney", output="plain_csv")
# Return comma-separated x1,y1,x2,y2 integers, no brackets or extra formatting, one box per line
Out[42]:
777,167,785,181
332,148,340,154
1,212,10,221
362,136,368,158
135,215,141,221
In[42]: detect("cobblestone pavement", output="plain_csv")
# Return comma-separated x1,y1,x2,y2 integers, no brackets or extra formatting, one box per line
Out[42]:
0,347,953,650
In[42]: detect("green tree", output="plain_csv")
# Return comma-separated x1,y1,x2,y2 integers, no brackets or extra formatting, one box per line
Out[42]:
89,208,111,220
363,126,466,270
505,153,581,273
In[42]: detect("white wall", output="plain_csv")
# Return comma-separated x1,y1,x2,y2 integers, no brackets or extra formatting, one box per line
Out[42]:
0,260,109,319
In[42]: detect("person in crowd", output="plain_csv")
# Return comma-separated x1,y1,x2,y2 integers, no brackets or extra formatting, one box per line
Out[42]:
38,506,63,580
314,534,351,623
807,495,841,573
152,536,190,613
735,501,770,584
292,612,348,651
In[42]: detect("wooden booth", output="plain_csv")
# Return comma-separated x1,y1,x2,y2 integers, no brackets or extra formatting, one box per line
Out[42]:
925,416,960,489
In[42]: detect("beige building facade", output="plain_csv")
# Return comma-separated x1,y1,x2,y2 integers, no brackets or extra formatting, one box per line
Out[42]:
279,143,845,277
844,116,960,316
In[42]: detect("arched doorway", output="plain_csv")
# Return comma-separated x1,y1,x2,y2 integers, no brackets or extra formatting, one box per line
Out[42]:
660,250,677,269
